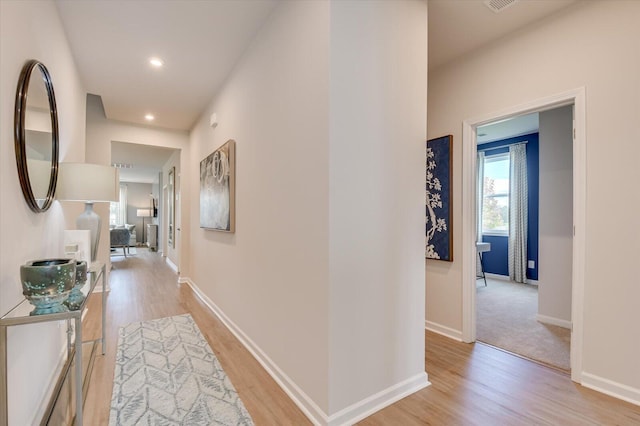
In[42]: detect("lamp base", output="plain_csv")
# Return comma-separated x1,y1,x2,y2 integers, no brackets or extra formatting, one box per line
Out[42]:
77,202,101,262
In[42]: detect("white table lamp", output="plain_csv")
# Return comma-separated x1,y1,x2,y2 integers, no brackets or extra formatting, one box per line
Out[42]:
57,163,119,261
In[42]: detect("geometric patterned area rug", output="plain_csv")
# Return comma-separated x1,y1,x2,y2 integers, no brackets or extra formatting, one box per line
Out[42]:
109,314,254,425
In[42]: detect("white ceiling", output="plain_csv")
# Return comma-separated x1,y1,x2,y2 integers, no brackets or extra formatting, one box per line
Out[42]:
428,0,577,71
111,142,176,184
477,112,539,144
55,0,278,131
53,0,578,181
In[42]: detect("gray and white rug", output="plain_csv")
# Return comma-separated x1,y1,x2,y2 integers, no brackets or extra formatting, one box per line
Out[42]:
109,314,254,425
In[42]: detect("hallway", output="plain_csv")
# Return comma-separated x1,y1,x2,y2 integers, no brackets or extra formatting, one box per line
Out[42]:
82,250,640,425
82,249,309,425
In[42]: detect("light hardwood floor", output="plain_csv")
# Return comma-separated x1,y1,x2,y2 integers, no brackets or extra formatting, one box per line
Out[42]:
83,250,640,425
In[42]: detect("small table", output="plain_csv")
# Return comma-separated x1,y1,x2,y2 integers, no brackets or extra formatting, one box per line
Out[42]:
476,242,491,286
0,262,106,426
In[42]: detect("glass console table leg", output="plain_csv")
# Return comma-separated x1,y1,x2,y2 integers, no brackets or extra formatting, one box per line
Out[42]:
75,316,83,426
101,265,106,355
1,325,7,426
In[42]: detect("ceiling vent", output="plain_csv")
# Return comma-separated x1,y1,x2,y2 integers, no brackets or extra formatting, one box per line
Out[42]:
484,0,519,13
112,163,133,169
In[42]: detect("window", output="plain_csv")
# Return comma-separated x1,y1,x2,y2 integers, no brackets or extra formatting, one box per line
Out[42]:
482,153,509,234
109,184,127,226
109,202,118,226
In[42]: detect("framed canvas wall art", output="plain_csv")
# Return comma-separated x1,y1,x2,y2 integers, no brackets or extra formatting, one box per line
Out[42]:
426,135,452,261
200,139,235,232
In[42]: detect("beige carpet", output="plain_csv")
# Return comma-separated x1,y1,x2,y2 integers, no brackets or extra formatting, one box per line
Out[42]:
476,278,570,371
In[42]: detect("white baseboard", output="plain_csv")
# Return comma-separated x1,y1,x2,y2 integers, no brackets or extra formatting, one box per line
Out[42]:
484,272,510,281
185,278,429,425
484,273,538,286
425,320,463,341
327,372,429,426
183,278,329,425
165,257,178,273
536,314,571,329
581,372,640,407
32,335,68,425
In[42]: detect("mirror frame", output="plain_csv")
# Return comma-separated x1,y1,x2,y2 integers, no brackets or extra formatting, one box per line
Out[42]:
14,59,59,213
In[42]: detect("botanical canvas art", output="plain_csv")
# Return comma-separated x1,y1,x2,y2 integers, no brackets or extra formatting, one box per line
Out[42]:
200,140,235,232
426,135,452,261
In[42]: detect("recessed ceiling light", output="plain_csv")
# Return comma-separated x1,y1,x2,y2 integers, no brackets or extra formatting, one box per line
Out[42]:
149,57,164,68
145,114,155,121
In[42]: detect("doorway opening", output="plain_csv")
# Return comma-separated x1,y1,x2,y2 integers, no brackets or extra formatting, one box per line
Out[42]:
461,88,586,383
475,107,572,372
110,141,181,272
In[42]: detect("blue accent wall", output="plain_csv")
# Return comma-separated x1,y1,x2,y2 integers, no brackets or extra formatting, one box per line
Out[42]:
482,234,509,275
479,133,539,280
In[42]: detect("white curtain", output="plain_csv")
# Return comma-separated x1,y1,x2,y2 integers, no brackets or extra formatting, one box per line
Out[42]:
477,151,485,243
508,143,528,283
117,184,127,225
477,151,485,277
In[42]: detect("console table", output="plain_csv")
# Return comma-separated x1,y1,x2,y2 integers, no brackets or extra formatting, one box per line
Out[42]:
0,262,106,426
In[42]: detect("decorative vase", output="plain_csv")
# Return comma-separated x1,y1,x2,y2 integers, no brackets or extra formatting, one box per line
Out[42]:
20,258,76,315
64,260,87,311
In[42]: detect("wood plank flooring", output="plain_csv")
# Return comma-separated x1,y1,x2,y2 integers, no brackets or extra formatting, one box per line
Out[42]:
82,249,310,425
82,249,640,425
359,334,640,425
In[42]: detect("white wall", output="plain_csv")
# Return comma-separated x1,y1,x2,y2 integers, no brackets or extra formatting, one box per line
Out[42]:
427,0,640,402
189,0,428,423
538,105,572,324
84,94,189,276
0,1,86,424
328,0,428,417
189,0,331,416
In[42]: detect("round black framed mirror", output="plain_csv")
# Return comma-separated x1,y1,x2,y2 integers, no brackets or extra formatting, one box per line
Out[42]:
14,59,59,213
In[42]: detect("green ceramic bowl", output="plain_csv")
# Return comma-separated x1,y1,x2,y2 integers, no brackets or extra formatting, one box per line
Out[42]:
65,260,88,311
20,258,76,315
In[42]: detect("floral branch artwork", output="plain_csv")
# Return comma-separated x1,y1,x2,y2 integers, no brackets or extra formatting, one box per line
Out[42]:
426,135,452,261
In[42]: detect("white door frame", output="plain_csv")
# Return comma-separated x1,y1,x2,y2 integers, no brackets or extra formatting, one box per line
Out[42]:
461,87,586,383
162,184,168,257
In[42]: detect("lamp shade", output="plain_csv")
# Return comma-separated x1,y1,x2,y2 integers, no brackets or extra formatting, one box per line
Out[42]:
136,208,152,218
57,163,119,202
56,163,119,262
